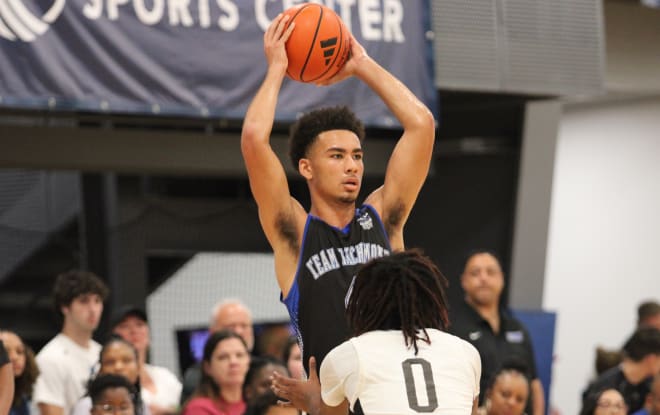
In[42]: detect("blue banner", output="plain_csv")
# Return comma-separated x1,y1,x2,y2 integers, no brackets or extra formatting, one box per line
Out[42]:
0,0,436,126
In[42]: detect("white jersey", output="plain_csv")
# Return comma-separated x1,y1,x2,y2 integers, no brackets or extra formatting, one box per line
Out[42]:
33,334,101,414
320,329,480,415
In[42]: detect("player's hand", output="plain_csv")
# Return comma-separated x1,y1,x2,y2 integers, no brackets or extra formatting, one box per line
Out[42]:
316,35,369,86
271,356,322,415
264,13,295,73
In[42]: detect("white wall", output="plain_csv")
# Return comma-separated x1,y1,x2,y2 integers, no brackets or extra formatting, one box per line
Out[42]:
146,252,289,376
544,97,660,415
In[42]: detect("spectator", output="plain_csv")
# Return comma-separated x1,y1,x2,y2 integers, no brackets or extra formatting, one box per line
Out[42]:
243,357,288,405
181,299,254,404
581,388,628,415
33,270,109,415
282,337,304,381
272,250,480,415
480,359,530,415
245,391,298,415
592,301,660,380
88,374,137,415
182,331,250,415
209,300,254,352
450,250,545,415
1,340,14,415
583,327,660,413
111,305,182,415
633,374,660,415
0,330,39,415
71,335,148,415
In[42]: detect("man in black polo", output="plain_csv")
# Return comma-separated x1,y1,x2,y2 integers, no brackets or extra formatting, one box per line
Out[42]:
450,250,545,415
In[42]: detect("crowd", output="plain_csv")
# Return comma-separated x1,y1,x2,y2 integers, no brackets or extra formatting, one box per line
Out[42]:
2,259,657,415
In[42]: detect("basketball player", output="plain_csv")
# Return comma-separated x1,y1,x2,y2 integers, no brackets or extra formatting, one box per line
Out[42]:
271,250,481,415
240,13,435,373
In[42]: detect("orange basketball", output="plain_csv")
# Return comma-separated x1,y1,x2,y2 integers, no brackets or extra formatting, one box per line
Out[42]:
283,4,350,83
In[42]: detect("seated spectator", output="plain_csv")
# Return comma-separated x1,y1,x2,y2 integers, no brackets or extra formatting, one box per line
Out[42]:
0,330,39,415
245,391,298,415
89,374,137,415
182,331,250,415
1,339,14,415
633,374,660,415
71,336,148,415
243,357,288,405
593,301,660,379
583,328,660,413
581,388,628,415
282,338,303,381
479,359,530,415
181,299,254,404
111,305,182,415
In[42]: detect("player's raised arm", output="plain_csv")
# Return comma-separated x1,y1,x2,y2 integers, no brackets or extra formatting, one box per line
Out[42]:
241,14,303,290
325,38,435,249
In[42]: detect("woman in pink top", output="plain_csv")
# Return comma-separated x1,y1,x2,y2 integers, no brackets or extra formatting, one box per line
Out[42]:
183,331,250,415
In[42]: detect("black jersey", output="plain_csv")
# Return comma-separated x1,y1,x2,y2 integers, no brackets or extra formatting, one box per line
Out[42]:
282,205,391,374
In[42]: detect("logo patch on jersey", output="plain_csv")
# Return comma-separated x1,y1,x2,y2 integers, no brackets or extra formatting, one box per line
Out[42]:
357,212,373,230
505,330,524,343
469,331,482,341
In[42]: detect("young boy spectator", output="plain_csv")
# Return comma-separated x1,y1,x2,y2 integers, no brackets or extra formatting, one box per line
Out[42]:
33,270,109,415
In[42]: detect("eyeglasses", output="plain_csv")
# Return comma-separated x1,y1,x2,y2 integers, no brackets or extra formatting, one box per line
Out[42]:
596,401,626,411
93,404,134,414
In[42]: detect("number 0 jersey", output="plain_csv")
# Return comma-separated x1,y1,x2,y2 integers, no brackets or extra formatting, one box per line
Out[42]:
282,205,391,374
321,330,481,415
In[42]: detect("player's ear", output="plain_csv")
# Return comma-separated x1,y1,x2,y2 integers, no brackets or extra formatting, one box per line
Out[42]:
299,158,312,180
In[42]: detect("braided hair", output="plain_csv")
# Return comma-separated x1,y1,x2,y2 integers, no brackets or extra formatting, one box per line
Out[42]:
345,249,450,354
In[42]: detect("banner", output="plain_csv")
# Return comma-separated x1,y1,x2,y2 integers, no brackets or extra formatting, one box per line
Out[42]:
0,0,436,126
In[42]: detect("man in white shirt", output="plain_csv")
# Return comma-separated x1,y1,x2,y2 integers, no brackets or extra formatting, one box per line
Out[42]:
272,250,481,415
33,270,109,415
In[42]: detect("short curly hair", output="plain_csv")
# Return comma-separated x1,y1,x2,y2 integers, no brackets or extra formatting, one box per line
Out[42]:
288,106,365,171
53,270,109,315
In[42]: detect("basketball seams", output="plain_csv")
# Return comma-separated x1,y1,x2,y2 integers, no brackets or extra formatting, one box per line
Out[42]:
299,5,324,82
284,4,313,80
284,4,348,83
307,8,346,83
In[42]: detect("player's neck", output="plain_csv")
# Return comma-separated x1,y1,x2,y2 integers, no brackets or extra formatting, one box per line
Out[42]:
310,200,356,229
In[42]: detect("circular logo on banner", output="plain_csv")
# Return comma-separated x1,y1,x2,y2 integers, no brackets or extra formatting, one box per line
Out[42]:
0,0,65,41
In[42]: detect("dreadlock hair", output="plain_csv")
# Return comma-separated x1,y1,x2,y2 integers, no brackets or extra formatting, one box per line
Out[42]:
96,334,144,415
288,105,365,171
345,249,450,355
88,373,136,412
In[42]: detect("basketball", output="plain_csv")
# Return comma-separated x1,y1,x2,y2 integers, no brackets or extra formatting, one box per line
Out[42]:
282,4,350,83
